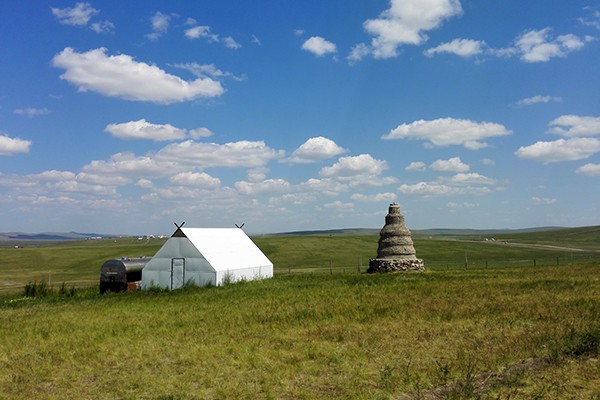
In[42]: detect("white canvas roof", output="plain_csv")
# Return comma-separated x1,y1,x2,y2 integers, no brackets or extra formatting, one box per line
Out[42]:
180,227,272,272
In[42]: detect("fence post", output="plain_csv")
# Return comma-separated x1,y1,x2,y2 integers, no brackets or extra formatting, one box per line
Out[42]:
534,259,536,267
330,260,333,275
358,257,362,273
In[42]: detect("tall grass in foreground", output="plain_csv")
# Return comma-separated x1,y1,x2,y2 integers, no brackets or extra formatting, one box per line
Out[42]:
1,264,599,399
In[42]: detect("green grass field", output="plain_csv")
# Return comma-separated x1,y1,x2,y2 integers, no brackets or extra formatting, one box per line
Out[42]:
0,229,599,399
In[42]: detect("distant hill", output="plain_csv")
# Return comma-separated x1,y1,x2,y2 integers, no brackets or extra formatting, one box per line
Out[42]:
0,232,115,241
270,226,570,237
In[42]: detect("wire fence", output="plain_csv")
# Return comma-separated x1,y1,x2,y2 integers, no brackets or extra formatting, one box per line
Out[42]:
275,252,600,275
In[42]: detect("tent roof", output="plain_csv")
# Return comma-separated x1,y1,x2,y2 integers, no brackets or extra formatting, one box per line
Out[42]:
180,228,272,272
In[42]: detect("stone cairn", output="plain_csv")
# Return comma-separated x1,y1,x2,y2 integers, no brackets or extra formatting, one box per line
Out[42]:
368,203,424,273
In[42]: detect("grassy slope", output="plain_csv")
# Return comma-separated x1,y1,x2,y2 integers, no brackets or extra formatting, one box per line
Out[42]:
1,266,599,399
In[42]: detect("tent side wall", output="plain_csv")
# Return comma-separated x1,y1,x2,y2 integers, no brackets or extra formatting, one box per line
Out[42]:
215,264,273,286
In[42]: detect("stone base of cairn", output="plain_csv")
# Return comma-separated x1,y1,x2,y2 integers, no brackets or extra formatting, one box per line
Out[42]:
367,258,425,273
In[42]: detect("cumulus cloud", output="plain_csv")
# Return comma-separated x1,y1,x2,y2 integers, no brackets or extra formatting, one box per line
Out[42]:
188,128,214,138
287,136,346,164
350,192,397,202
515,28,589,62
157,140,285,168
52,47,224,103
320,154,387,178
515,138,600,163
383,118,511,149
170,172,220,188
430,157,469,172
301,36,337,57
83,152,177,178
235,179,291,196
363,0,462,59
424,38,486,58
399,182,459,196
0,135,31,156
517,95,562,106
51,2,98,26
105,119,187,141
405,161,427,171
576,163,600,176
547,115,600,137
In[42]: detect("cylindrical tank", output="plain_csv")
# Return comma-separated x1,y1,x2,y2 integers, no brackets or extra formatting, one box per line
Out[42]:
99,257,151,294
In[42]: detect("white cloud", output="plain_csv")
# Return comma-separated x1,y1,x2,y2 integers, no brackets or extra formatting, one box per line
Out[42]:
481,158,495,166
576,163,600,176
320,154,387,178
430,157,469,172
447,201,479,209
105,119,186,141
146,12,170,40
235,179,291,196
298,178,348,196
351,192,397,202
383,118,511,149
0,135,31,156
531,197,557,205
288,136,346,164
157,140,285,168
51,2,98,26
406,161,427,171
184,25,240,49
52,47,224,103
188,127,214,138
425,38,486,58
580,10,600,29
324,200,354,210
83,152,177,178
301,36,337,56
517,95,562,106
363,0,462,59
515,28,588,62
90,20,115,34
174,63,245,81
247,167,269,182
399,182,459,196
515,138,600,163
347,43,370,64
185,25,213,40
445,172,495,186
33,170,76,182
547,115,600,137
14,107,50,117
223,36,242,49
170,172,221,188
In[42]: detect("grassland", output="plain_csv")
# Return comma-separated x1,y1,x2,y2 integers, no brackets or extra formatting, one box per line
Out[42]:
0,228,599,399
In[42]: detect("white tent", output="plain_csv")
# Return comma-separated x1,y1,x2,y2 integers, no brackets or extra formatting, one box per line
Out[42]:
141,227,273,290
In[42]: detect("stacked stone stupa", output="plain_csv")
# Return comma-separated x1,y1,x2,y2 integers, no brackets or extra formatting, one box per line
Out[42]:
368,203,424,273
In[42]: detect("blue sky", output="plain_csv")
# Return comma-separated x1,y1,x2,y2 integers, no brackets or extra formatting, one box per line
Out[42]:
1,1,599,235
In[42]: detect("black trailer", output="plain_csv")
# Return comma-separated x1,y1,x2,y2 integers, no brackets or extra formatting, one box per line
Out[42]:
100,257,151,294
